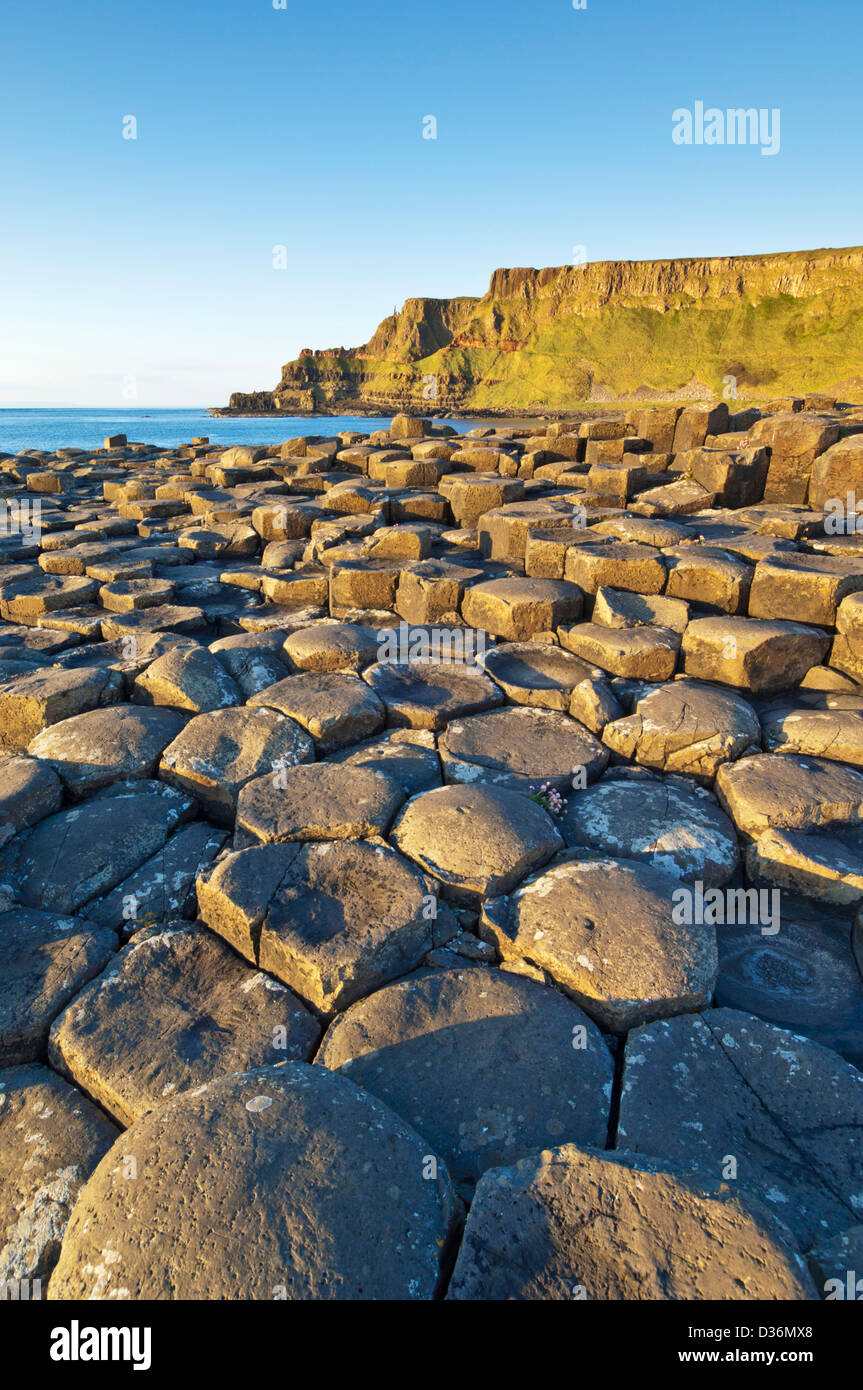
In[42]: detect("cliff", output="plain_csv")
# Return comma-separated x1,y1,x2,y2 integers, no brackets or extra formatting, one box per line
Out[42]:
220,246,863,415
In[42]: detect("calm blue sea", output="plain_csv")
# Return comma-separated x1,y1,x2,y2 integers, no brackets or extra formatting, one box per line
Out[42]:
0,409,479,454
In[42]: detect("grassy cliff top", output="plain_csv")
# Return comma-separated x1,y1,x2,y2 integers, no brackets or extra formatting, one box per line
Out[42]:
231,246,863,414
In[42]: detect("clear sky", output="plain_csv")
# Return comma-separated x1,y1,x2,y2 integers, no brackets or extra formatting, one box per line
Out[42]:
2,0,860,406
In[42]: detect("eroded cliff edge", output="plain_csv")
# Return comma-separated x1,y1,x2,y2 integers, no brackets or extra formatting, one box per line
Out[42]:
218,246,863,416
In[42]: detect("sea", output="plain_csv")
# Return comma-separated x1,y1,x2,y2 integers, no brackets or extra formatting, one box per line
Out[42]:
0,409,480,455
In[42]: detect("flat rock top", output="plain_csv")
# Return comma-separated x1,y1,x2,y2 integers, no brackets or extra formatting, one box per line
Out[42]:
48,924,320,1125
391,783,563,899
562,774,740,884
248,670,385,748
717,753,863,835
159,704,314,802
0,907,118,1068
715,905,863,1067
483,855,718,1032
465,576,581,601
482,639,600,688
448,1144,815,1301
602,677,761,780
440,704,608,789
618,1008,863,1248
198,837,449,1013
283,622,378,670
362,658,503,729
5,780,194,915
28,704,186,792
48,1063,460,1300
317,965,613,1191
236,759,405,845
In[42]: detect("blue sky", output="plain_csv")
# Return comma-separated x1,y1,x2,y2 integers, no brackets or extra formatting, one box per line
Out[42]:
2,0,860,406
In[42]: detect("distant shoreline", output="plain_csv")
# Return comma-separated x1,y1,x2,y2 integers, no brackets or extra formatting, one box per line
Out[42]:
207,400,721,423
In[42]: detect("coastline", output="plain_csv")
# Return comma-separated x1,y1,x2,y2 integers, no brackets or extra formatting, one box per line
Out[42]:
207,400,716,423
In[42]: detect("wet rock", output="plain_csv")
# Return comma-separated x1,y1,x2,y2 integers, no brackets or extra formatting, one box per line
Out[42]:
48,1064,460,1299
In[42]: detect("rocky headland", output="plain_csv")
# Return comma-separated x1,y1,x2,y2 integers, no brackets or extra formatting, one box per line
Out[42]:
216,246,863,417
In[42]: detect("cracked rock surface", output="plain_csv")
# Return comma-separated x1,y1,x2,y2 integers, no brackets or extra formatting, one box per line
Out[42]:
0,407,861,1300
447,1145,817,1301
617,1008,863,1248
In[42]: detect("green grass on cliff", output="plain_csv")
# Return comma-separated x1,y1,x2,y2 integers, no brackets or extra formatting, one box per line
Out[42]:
346,289,863,410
